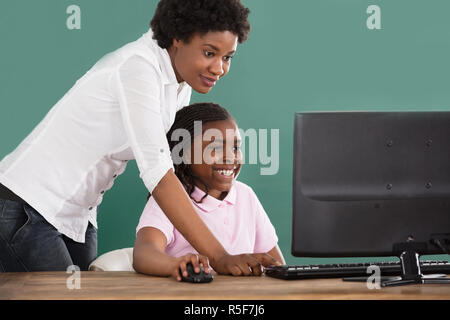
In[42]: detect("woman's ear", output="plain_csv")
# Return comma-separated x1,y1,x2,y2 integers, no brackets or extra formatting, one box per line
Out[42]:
172,38,182,50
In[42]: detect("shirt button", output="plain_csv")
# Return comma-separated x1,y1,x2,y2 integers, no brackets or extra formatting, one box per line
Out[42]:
89,207,93,211
100,190,105,194
113,174,117,178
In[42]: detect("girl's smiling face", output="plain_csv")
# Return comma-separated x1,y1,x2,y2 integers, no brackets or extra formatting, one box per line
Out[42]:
167,31,238,94
189,119,242,200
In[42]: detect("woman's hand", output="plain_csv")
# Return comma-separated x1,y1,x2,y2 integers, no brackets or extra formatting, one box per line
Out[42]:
210,253,282,276
172,253,211,282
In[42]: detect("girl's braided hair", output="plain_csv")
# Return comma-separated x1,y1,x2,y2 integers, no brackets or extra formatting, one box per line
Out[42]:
148,102,234,203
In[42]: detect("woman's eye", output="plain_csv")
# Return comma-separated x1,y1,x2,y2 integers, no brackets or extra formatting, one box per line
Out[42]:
223,55,233,62
204,51,214,57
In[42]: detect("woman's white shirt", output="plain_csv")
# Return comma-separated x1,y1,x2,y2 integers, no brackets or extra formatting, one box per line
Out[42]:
0,29,192,243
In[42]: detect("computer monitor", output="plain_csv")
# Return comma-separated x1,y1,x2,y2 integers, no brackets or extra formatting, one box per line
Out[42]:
292,111,450,268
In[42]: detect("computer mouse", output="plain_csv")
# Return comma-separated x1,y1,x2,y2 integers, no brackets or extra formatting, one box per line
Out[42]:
180,262,214,283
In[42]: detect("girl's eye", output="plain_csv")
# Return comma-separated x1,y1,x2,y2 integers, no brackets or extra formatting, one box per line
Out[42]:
204,51,214,57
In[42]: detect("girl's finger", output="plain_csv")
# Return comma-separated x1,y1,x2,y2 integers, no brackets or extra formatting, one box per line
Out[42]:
189,254,201,273
179,259,188,277
174,268,182,281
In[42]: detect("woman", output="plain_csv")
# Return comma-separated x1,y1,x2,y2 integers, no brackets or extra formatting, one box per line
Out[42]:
0,0,278,273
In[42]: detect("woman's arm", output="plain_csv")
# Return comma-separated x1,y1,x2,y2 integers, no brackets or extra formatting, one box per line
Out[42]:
133,226,210,280
152,169,280,275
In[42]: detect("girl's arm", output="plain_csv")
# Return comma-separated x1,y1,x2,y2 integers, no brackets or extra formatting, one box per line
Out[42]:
133,226,210,281
267,245,286,265
152,169,279,275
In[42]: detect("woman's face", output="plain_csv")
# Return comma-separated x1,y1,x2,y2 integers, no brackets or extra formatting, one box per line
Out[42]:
189,119,242,200
168,31,238,94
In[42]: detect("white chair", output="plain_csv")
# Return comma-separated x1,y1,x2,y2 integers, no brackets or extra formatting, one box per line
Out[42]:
88,247,135,272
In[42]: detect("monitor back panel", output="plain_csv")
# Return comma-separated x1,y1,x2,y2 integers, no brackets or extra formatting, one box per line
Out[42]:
292,111,450,257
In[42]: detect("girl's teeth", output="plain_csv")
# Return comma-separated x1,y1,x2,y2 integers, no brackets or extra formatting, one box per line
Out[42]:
218,170,234,176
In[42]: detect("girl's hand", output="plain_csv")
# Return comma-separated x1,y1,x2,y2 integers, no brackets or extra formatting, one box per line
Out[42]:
172,253,211,282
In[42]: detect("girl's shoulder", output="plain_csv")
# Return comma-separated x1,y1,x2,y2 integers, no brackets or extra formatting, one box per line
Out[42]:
142,195,164,216
233,180,258,199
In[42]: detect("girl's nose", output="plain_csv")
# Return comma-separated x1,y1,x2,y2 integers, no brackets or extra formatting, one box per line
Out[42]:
222,147,241,164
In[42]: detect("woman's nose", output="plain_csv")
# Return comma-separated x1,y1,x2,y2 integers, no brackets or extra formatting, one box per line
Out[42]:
209,59,224,77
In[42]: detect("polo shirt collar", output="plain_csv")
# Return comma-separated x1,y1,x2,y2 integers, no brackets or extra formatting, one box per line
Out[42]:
141,28,181,86
191,183,237,212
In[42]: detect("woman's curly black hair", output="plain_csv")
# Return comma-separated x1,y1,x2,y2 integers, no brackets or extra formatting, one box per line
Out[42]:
148,102,234,202
150,0,251,49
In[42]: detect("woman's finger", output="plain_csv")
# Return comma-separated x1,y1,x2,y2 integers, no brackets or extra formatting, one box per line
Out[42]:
199,255,210,273
252,253,281,267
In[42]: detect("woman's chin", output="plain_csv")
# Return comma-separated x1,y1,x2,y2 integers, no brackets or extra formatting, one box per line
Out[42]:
192,84,213,94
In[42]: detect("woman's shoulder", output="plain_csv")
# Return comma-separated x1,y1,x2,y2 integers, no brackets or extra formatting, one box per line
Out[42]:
92,40,160,74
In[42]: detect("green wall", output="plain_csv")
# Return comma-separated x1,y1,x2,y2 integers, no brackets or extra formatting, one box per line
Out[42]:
1,0,449,265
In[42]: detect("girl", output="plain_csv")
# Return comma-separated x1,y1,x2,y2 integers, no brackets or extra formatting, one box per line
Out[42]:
133,103,285,280
0,0,262,274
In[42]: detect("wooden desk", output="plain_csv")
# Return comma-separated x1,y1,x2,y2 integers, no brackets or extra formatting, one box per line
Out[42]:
1,271,450,300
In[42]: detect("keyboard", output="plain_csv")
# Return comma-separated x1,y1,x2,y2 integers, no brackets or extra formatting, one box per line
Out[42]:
264,260,450,280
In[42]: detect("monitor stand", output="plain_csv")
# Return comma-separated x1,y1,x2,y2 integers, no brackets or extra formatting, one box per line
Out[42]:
343,240,450,287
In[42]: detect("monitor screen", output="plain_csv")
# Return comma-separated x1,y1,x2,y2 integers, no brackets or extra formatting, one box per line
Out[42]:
292,111,450,257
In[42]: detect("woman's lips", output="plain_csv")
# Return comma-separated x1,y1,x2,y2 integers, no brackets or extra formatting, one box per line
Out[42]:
200,75,217,87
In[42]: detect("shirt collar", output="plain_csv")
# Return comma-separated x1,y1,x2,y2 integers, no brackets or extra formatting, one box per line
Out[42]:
141,28,181,86
190,183,237,212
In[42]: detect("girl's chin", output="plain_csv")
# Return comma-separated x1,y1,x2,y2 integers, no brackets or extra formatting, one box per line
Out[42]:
210,182,233,194
212,170,235,184
209,187,231,200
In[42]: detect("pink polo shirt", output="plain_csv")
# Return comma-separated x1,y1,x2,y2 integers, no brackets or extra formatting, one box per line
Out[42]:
136,180,279,259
